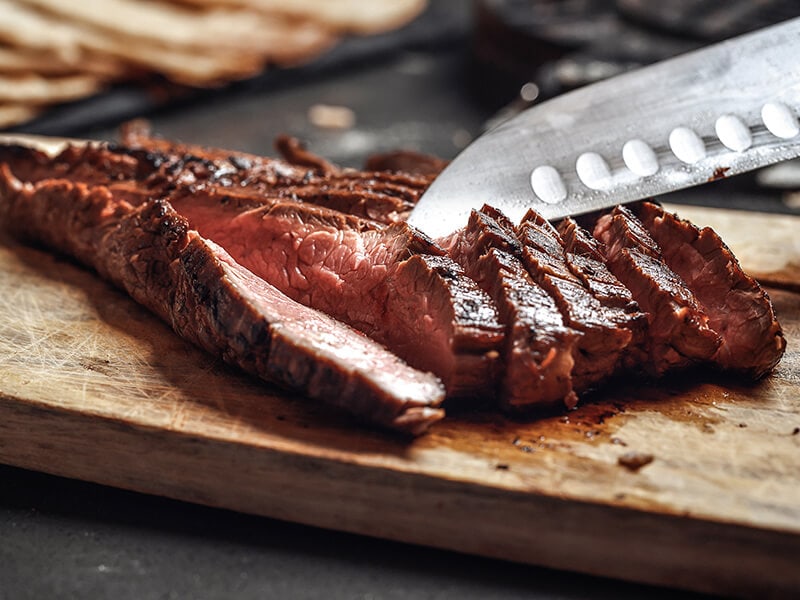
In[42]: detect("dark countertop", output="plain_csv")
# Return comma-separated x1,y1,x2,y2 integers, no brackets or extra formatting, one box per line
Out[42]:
2,464,704,600
1,3,793,598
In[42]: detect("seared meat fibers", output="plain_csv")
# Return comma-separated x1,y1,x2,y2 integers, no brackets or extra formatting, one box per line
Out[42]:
594,206,721,374
557,217,648,371
558,217,641,313
172,196,505,398
513,209,640,390
636,201,785,378
0,166,445,434
119,124,427,223
444,209,580,410
2,138,423,224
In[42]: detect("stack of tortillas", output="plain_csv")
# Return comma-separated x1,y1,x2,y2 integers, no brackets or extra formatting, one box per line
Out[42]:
0,0,427,129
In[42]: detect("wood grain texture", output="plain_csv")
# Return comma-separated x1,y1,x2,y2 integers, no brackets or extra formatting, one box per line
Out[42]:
1,206,799,599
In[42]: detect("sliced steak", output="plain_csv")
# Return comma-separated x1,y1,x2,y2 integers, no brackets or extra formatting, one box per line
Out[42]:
558,217,640,312
169,194,505,398
593,206,721,374
444,208,580,410
2,136,419,224
0,165,445,435
119,123,425,223
511,208,639,390
557,217,648,369
1,129,788,429
635,201,785,378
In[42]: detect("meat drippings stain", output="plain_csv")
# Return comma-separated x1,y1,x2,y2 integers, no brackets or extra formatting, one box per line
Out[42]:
708,166,730,181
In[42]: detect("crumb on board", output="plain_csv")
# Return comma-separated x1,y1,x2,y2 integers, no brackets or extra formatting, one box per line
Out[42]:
618,451,655,472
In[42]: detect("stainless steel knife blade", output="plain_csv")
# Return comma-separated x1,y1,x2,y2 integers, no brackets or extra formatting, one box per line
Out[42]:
408,17,800,239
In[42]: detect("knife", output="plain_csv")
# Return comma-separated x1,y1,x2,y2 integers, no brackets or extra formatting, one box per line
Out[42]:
408,17,800,239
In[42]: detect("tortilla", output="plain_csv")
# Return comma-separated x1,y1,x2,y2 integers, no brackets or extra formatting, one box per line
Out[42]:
0,0,420,128
1,0,335,86
0,45,124,77
0,73,102,104
0,104,40,129
177,0,428,34
17,0,336,55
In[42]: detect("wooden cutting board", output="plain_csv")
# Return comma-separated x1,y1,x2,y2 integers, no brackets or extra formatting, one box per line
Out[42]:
1,204,798,598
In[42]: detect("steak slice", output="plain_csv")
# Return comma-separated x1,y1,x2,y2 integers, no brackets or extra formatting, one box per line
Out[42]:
169,194,505,398
444,208,580,410
558,217,640,312
635,201,786,378
0,166,446,434
119,122,426,223
510,208,640,390
557,217,648,369
122,121,435,196
2,136,419,224
594,206,721,374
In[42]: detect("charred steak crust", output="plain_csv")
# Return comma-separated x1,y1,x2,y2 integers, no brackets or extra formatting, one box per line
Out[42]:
119,124,429,224
5,139,423,225
512,209,637,391
593,206,721,375
557,217,641,312
635,201,786,378
0,165,446,435
363,150,448,178
556,217,648,371
444,208,580,410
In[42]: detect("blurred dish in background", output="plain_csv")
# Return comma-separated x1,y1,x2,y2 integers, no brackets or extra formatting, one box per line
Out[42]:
473,0,800,114
0,0,427,129
616,0,800,40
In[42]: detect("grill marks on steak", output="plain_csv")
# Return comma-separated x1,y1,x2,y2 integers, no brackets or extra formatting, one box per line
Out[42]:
118,124,429,223
557,217,648,371
0,165,446,434
444,208,579,409
171,194,505,397
635,201,785,378
512,209,642,391
558,217,641,313
3,137,425,224
593,206,721,374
